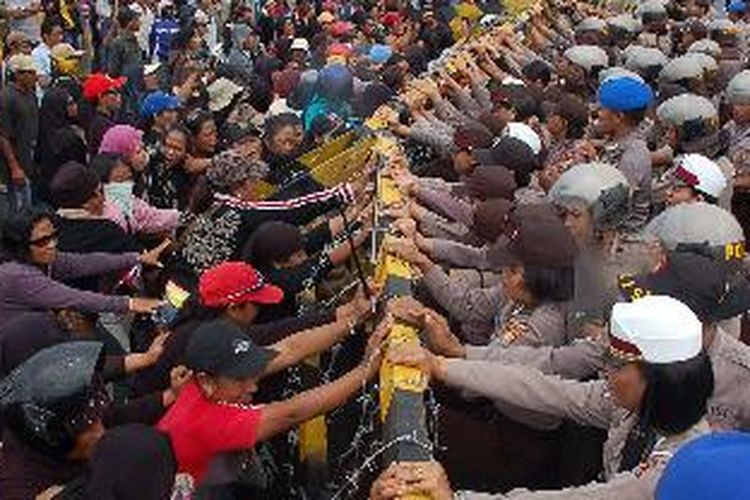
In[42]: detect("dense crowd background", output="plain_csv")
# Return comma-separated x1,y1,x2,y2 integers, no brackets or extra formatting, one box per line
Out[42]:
2,0,750,499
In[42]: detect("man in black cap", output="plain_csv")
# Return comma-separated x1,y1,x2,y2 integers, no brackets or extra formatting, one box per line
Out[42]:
157,317,388,486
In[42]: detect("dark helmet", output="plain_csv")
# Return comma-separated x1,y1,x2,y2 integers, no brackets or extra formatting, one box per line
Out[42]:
0,342,109,458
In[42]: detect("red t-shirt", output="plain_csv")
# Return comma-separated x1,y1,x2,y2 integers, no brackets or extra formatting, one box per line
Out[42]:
157,381,263,483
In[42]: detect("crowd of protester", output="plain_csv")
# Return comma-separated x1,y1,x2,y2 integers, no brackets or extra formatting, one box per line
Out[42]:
2,0,750,498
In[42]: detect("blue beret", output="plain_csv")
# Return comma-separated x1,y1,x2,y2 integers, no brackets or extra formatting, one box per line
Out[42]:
728,0,747,13
657,432,750,500
140,91,180,118
598,76,654,112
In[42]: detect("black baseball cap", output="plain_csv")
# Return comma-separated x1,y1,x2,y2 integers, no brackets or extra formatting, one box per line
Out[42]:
186,320,278,379
618,251,750,323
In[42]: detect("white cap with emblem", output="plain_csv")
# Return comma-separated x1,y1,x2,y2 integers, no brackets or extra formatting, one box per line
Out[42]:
610,296,702,363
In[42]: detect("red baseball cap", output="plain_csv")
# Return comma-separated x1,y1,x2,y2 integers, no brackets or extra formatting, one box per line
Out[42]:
199,262,284,308
331,21,353,38
382,12,402,27
328,42,352,58
83,73,127,102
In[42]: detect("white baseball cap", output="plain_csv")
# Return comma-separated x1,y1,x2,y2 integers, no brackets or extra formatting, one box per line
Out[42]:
610,295,702,364
672,154,726,200
291,38,310,52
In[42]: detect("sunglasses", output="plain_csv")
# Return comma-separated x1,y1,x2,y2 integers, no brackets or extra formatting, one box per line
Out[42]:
30,231,58,247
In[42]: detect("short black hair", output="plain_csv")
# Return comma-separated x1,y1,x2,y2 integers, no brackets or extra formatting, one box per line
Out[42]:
522,60,552,86
692,187,718,205
242,221,304,268
621,108,647,127
263,113,302,141
1,209,53,263
523,265,575,303
41,16,63,38
185,110,215,136
639,351,714,435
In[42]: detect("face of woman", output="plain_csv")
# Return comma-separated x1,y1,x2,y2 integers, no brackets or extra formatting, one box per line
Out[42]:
128,144,150,173
607,362,647,413
28,218,58,266
547,113,567,138
452,150,476,177
539,163,565,192
269,125,299,156
666,184,699,206
237,137,262,161
597,108,622,136
189,33,203,51
86,184,106,216
109,161,133,183
561,202,594,248
66,97,78,119
156,109,179,130
195,120,218,155
500,265,528,303
163,131,188,165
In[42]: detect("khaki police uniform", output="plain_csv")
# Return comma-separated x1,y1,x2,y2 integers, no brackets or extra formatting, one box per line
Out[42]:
445,361,710,499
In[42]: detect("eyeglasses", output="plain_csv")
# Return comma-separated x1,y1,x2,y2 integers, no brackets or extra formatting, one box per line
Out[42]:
30,231,58,247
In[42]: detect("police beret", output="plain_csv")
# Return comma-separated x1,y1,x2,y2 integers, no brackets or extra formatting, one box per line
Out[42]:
656,93,717,126
687,39,722,58
607,14,642,33
726,70,750,105
576,16,608,33
598,77,654,111
624,45,669,71
657,432,750,500
610,296,702,364
659,55,705,82
564,45,610,72
728,0,747,13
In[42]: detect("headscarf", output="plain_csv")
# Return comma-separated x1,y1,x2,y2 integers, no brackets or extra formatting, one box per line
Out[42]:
98,125,143,158
85,424,176,500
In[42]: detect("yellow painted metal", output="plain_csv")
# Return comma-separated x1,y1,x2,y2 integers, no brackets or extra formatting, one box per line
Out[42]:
251,180,276,200
310,136,377,188
379,322,428,422
298,130,357,169
378,177,403,206
299,415,328,463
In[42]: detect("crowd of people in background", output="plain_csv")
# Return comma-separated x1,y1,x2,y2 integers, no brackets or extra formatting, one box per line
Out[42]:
2,0,750,498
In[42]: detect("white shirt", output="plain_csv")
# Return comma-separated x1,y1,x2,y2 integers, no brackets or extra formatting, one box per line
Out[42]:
31,42,51,79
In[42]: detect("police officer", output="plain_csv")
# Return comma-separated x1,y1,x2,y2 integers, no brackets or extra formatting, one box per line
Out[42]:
549,162,661,332
654,93,733,208
379,296,713,499
596,77,655,230
725,70,750,236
